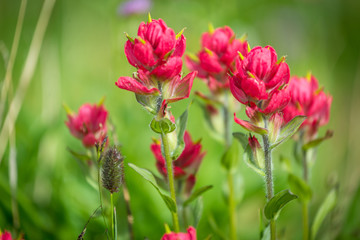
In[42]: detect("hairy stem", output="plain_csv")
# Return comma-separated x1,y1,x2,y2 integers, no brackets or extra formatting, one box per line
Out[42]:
262,118,276,240
161,132,180,232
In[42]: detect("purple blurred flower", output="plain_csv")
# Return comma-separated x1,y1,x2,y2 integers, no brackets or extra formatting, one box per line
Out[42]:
117,0,152,16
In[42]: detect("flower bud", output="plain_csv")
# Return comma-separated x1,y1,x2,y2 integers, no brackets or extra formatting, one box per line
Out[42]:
101,146,124,194
282,74,332,138
65,103,108,148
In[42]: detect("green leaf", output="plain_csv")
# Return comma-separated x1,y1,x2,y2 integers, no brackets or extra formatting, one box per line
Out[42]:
135,94,158,115
271,115,306,149
261,225,270,240
128,163,177,213
221,140,239,171
184,185,213,206
243,145,265,176
172,104,190,159
311,189,337,239
232,132,248,150
67,148,91,162
264,189,298,220
288,173,312,203
302,130,333,150
293,139,304,164
191,197,204,227
150,118,176,134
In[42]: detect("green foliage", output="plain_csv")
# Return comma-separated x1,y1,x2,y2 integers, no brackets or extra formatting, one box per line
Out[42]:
183,185,213,206
264,189,298,220
271,116,306,149
150,117,177,134
128,163,177,213
288,174,312,203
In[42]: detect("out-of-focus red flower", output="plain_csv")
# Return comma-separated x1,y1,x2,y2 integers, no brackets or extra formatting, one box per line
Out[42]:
186,26,248,93
282,74,332,137
0,231,16,240
151,131,206,193
66,103,108,148
230,46,290,114
161,226,197,240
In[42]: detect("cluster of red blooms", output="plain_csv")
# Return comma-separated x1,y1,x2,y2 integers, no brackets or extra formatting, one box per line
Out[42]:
64,16,331,238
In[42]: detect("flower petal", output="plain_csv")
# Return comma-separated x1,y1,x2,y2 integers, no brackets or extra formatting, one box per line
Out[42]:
115,76,160,95
234,113,268,135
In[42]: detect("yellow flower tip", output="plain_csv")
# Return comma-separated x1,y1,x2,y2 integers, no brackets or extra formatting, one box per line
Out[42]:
247,42,251,53
276,56,286,65
208,22,215,34
98,96,105,106
63,103,73,115
238,51,245,60
137,37,146,45
147,12,152,23
315,86,324,95
124,32,134,43
306,71,312,81
187,52,199,62
176,27,186,39
239,33,248,41
164,223,172,234
204,47,213,56
247,71,256,79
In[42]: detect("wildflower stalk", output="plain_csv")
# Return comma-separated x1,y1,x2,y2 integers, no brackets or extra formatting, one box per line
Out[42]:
96,150,110,239
262,118,276,240
223,93,237,240
161,132,180,232
111,193,116,240
301,132,309,240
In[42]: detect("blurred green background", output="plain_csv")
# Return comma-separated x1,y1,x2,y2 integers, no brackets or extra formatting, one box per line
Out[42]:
1,0,360,239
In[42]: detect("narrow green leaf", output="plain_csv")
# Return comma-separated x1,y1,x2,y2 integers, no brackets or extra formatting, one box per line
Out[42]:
232,132,248,150
264,189,298,220
150,118,176,134
160,194,177,213
243,145,265,176
184,185,213,206
67,148,91,162
172,103,191,159
261,225,270,240
311,189,337,239
271,115,306,149
302,130,333,150
128,163,177,213
191,197,204,227
221,140,239,171
288,173,312,203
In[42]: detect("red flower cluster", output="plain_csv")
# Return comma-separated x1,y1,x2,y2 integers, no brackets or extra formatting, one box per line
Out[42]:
282,74,332,137
151,131,206,194
0,231,22,240
230,46,290,115
65,103,108,148
116,18,197,107
186,26,248,93
161,226,197,240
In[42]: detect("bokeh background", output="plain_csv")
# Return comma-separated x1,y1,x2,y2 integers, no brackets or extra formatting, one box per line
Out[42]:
1,0,360,239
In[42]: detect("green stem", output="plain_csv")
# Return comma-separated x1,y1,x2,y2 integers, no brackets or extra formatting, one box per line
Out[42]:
302,201,309,240
223,93,237,240
111,193,116,240
262,118,276,240
161,132,180,232
97,152,110,239
227,172,237,240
